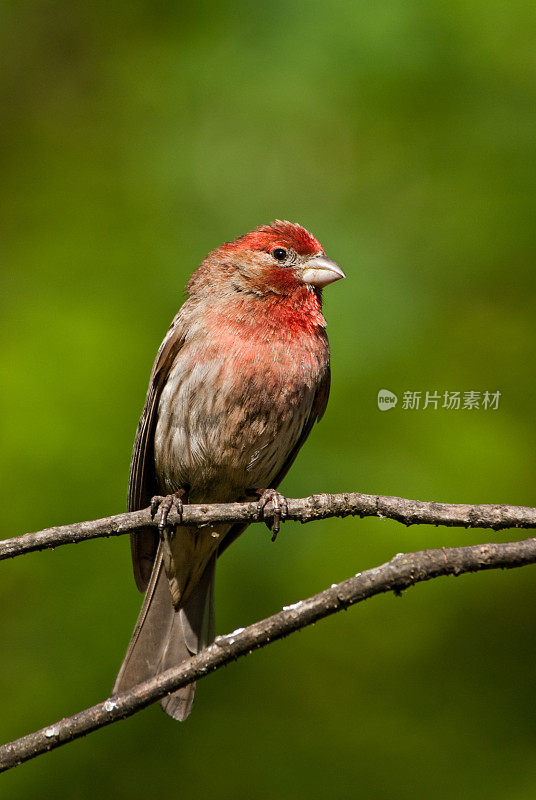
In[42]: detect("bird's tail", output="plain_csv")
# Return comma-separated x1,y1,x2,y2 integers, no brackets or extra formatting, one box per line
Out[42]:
113,544,216,720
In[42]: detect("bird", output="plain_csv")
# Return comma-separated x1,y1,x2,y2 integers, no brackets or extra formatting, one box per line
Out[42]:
113,220,345,719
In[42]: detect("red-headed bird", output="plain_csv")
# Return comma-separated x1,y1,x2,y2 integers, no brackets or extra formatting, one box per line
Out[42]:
114,221,345,718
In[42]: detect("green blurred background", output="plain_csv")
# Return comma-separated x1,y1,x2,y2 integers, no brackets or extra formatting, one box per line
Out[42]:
2,1,536,797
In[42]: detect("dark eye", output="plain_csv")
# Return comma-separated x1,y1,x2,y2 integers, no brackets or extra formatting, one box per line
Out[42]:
271,247,288,262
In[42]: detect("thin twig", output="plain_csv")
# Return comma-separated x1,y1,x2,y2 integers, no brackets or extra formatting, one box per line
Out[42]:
2,493,536,561
1,535,536,772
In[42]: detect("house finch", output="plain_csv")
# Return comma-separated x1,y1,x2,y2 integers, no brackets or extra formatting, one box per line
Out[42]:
114,221,345,719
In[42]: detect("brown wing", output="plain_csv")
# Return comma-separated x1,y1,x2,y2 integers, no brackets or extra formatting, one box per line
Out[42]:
218,363,331,557
128,314,185,591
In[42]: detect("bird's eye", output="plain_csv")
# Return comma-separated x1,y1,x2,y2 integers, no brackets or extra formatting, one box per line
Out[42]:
271,247,288,262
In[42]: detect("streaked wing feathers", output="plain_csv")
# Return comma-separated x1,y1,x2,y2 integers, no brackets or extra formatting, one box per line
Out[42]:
128,314,185,591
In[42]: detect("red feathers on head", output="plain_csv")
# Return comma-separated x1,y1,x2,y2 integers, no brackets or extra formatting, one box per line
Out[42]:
222,220,324,257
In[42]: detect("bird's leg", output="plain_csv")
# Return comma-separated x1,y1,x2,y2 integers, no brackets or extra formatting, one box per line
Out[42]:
150,487,189,539
254,488,289,542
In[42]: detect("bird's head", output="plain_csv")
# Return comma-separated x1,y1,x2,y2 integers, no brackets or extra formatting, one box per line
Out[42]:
187,221,345,299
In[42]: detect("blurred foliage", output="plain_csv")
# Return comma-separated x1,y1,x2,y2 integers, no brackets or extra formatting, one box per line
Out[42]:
1,0,536,797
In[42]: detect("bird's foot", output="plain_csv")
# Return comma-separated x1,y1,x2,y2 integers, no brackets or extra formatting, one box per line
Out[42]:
150,488,189,535
255,489,288,542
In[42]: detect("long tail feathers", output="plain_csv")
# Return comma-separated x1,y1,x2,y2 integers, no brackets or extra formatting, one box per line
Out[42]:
114,545,216,721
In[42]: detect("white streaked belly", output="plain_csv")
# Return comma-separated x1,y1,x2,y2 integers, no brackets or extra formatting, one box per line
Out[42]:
153,339,323,503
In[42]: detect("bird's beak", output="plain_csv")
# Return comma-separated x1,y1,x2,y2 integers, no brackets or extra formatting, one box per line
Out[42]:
301,255,346,288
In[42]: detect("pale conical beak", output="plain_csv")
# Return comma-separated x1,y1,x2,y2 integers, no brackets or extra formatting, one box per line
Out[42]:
301,255,346,288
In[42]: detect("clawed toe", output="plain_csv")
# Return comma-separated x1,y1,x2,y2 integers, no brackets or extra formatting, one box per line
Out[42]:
150,488,188,532
256,489,288,542
150,495,164,517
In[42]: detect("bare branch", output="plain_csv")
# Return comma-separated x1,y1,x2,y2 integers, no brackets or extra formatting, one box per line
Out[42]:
1,535,536,772
2,493,536,561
